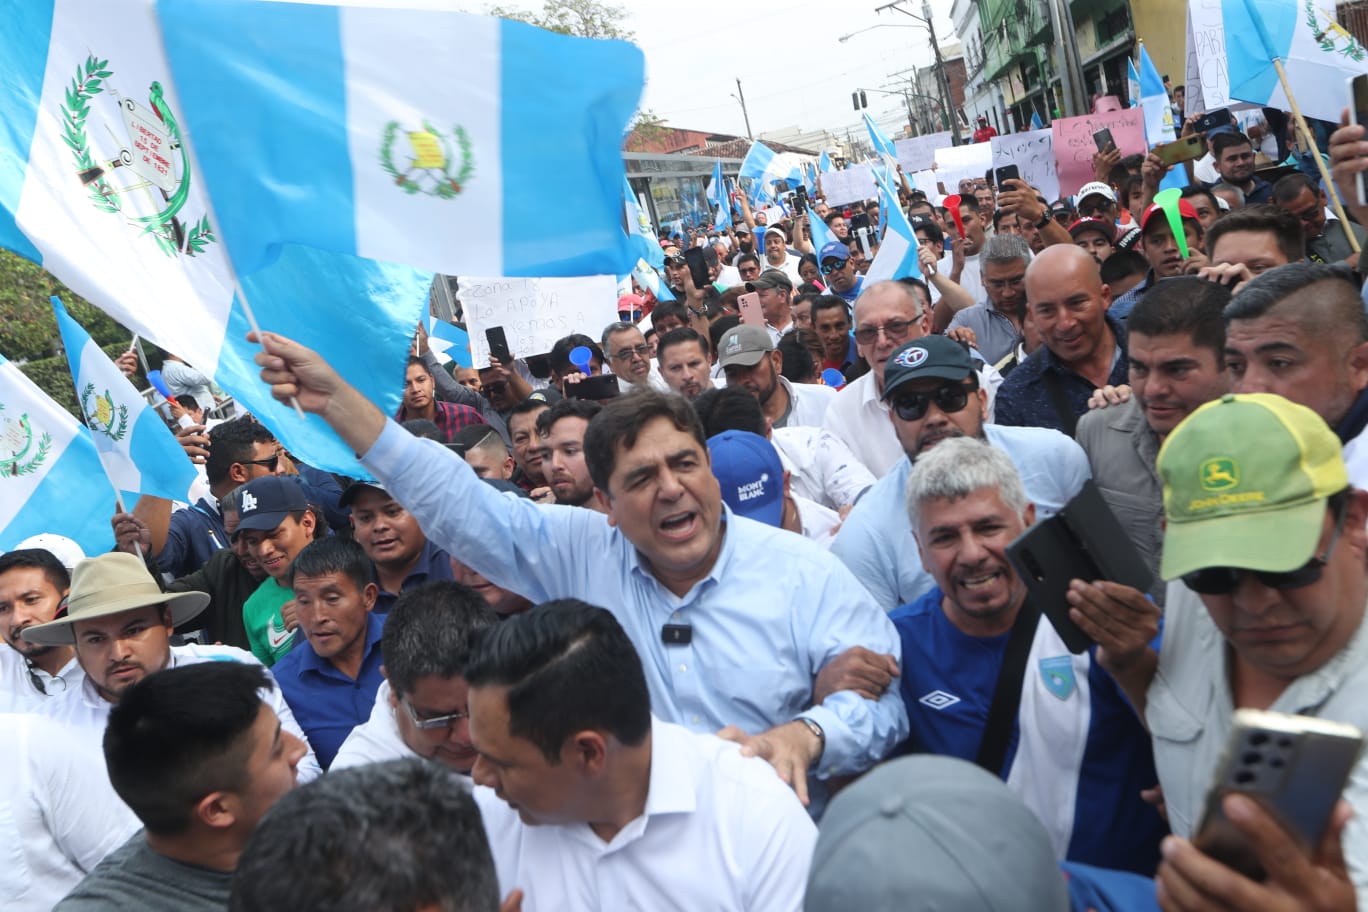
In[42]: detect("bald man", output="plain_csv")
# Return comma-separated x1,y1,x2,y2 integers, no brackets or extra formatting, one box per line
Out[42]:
994,245,1128,435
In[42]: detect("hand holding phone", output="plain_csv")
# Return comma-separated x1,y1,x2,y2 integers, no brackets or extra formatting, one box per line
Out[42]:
993,164,1021,188
1093,128,1115,153
486,326,512,364
684,247,711,290
1153,134,1206,167
1349,75,1368,206
737,292,764,326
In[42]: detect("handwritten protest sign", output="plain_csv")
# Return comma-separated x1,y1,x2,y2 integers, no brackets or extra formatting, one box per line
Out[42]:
909,170,943,204
821,163,877,207
894,132,953,173
1051,108,1145,196
933,143,993,195
461,275,619,362
991,128,1060,203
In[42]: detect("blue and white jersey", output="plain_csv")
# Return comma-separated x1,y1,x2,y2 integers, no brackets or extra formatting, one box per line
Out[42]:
892,587,1167,876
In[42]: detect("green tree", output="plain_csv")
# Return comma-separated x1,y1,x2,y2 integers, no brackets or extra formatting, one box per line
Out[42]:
625,108,670,152
487,0,634,41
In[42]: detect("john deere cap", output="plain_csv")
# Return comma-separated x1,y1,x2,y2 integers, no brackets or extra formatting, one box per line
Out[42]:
1156,393,1347,580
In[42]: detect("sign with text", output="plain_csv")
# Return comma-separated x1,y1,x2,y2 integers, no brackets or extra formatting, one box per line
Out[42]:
991,129,1060,203
933,143,993,196
821,163,877,207
1051,108,1145,196
909,169,943,204
895,132,953,173
461,275,619,362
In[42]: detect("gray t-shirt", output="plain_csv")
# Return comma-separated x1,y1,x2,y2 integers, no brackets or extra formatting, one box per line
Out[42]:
55,834,232,911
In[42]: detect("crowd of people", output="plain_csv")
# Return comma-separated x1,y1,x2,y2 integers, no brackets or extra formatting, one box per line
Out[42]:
8,96,1368,911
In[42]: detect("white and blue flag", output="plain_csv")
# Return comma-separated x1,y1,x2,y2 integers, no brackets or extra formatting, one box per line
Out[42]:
738,141,805,206
1126,57,1141,110
863,168,923,285
0,352,115,556
1138,45,1177,146
808,206,839,255
706,159,731,231
819,150,833,173
157,0,643,280
53,296,198,506
0,0,433,478
427,317,472,369
863,112,897,158
1029,111,1044,130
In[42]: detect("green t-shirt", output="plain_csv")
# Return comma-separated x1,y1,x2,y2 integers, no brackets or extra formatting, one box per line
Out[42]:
242,577,298,666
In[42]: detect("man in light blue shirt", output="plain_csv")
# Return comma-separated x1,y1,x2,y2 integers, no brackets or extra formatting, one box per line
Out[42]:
250,333,908,806
833,336,1090,611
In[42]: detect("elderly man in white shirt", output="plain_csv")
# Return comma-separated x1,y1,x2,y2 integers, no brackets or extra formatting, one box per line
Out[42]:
23,553,321,783
466,600,816,912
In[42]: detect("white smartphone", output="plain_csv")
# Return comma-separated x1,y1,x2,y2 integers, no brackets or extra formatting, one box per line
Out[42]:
1349,74,1368,205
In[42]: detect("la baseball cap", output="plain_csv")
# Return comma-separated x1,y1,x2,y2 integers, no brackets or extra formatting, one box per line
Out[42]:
1156,393,1348,580
233,476,309,537
708,430,784,528
717,324,775,369
881,337,975,401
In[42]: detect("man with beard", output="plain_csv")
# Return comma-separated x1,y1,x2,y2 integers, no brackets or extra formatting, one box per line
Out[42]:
657,327,716,400
0,548,84,711
718,324,836,430
535,398,605,510
1206,131,1272,205
25,553,320,781
832,336,1088,611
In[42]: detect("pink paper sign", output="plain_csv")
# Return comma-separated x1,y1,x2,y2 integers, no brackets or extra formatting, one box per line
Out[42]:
1051,107,1146,196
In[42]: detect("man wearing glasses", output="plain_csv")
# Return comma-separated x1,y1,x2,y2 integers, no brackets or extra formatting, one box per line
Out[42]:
819,241,863,305
602,321,668,393
832,336,1087,611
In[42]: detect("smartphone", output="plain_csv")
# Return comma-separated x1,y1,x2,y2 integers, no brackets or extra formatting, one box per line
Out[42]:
993,164,1021,189
684,246,711,290
1092,128,1115,152
794,186,809,212
737,291,764,326
1350,74,1368,205
1154,134,1206,167
1194,710,1363,882
566,374,620,401
485,326,511,364
849,212,871,232
1194,107,1234,134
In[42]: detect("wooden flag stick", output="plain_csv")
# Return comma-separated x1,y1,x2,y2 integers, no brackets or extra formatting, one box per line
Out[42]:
1272,58,1361,254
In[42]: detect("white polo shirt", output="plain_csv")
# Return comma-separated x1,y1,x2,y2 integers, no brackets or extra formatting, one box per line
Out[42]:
2,714,140,912
476,717,816,912
39,643,323,783
0,647,85,714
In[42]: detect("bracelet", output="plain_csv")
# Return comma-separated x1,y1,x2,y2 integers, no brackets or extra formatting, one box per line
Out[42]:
796,716,825,761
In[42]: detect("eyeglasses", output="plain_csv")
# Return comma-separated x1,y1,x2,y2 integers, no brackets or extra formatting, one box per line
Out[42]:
1077,202,1112,218
853,318,917,346
612,344,652,362
401,698,469,731
1181,501,1348,595
240,452,280,471
889,383,974,421
819,258,849,275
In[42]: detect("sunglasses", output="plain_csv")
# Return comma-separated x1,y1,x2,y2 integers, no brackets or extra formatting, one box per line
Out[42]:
889,383,974,421
240,452,280,471
1181,502,1348,595
820,258,849,275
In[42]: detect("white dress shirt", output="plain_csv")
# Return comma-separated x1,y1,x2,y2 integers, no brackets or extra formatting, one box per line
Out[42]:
477,717,816,912
2,714,140,912
769,376,838,430
0,647,85,714
771,426,876,509
795,497,841,549
39,643,323,782
331,680,409,770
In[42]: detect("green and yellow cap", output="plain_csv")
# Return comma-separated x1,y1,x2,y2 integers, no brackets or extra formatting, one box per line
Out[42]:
1156,393,1347,580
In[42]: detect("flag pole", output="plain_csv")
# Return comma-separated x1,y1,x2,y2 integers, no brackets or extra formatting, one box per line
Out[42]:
1272,58,1361,254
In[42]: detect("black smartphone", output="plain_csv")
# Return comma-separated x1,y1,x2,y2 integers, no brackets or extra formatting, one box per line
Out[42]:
993,164,1021,188
794,186,809,212
1005,481,1154,654
1194,107,1234,134
1350,75,1368,205
566,374,620,401
849,212,871,232
1092,128,1115,153
684,246,711,289
525,353,552,380
485,326,511,364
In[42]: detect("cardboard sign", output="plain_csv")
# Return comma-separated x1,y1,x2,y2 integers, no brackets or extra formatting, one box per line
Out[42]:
461,275,619,363
821,164,877,207
894,132,953,173
1051,108,1145,196
933,143,993,196
990,128,1060,203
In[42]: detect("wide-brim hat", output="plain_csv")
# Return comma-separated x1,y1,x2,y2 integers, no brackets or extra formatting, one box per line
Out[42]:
21,552,209,646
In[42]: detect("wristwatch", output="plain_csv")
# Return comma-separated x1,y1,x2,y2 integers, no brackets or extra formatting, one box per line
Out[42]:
1033,209,1053,229
796,716,825,763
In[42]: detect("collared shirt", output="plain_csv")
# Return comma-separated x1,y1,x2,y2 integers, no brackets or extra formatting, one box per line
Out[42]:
794,497,841,549
1309,217,1368,265
372,539,455,614
946,303,1023,366
361,421,908,776
769,376,837,430
0,648,85,713
156,497,229,579
331,680,410,770
39,643,322,783
272,612,387,769
771,425,876,509
395,399,486,443
1148,585,1368,905
3,714,140,912
820,360,1004,479
994,316,1128,433
832,424,1091,611
476,717,817,912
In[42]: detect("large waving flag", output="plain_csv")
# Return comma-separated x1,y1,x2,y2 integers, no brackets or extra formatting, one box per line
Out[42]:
0,352,115,556
1138,45,1177,146
1221,0,1368,122
156,0,644,280
738,141,804,206
53,296,198,506
706,160,731,231
623,177,662,271
0,0,435,478
862,169,923,285
864,112,897,158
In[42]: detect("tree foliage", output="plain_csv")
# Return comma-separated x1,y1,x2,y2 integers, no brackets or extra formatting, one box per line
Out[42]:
487,0,634,41
625,108,670,152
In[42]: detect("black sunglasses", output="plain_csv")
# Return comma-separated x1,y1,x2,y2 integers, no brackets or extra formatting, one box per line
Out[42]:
240,452,280,471
889,383,974,421
820,259,848,275
1181,500,1348,595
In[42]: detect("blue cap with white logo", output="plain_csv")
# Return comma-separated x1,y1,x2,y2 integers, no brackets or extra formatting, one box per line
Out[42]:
881,336,975,401
707,430,784,528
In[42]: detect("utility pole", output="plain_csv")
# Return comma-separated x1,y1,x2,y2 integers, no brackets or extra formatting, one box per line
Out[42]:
734,78,754,140
876,0,962,144
1044,0,1087,116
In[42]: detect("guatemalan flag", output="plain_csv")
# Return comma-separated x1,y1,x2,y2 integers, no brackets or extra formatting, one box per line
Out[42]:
738,141,805,206
53,296,199,507
0,351,115,556
862,167,923,285
426,317,472,369
157,0,644,279
863,112,897,159
707,159,731,231
0,0,439,477
1126,57,1141,110
1222,0,1368,122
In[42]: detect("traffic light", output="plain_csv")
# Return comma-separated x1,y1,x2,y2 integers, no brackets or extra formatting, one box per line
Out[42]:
852,90,868,110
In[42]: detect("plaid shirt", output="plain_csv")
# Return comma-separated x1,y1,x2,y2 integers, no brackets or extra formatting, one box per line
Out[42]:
395,400,486,443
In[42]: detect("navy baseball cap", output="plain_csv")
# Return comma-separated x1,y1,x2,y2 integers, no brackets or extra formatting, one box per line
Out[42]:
708,430,784,528
233,476,308,536
881,337,975,401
